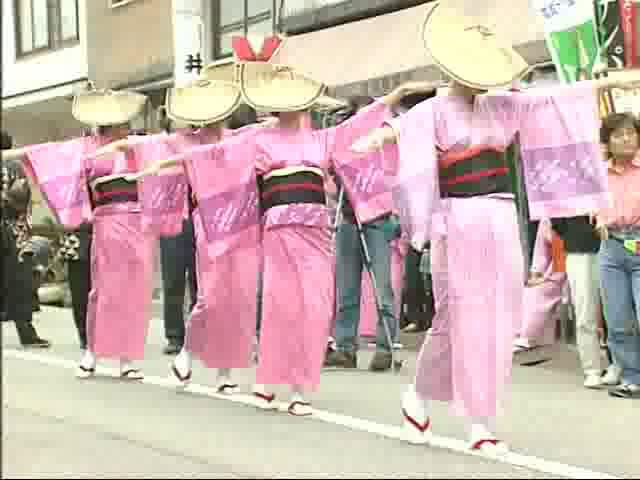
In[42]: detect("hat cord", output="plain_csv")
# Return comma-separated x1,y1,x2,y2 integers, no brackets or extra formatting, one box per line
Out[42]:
464,25,494,38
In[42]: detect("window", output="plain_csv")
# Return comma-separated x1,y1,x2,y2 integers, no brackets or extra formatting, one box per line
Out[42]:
214,1,276,59
14,0,79,57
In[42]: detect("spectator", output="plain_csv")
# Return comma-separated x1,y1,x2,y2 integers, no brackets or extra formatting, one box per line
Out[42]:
552,214,610,388
596,113,640,399
0,130,50,348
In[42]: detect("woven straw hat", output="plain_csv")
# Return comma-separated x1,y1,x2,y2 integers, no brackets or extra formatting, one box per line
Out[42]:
422,2,529,90
165,79,242,127
233,35,326,112
313,95,349,113
72,88,148,127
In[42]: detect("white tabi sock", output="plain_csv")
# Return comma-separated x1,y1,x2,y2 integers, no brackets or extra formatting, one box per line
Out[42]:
290,388,306,405
175,348,192,375
119,358,144,380
217,368,233,387
470,420,494,439
402,384,430,423
119,358,139,372
288,387,312,416
80,350,96,369
468,418,508,454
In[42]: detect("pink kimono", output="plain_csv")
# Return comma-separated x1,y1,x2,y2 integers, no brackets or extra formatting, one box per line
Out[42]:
132,126,262,370
24,136,155,361
199,101,390,391
516,220,566,346
392,81,609,418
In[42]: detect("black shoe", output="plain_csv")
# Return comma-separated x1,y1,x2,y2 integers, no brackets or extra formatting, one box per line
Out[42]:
21,337,51,349
163,342,182,355
369,351,392,372
324,350,357,368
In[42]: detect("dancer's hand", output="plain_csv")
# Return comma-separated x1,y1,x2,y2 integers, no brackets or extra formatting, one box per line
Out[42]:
351,126,396,153
526,272,544,287
591,214,609,240
258,116,279,128
125,163,160,181
382,81,441,106
88,138,130,159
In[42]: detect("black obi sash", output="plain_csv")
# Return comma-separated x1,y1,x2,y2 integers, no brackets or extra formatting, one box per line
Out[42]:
90,176,139,208
257,167,326,215
438,145,513,199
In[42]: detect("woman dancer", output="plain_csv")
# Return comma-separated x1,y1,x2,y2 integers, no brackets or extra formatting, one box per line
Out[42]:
138,35,432,415
2,88,154,379
90,66,272,392
351,3,638,453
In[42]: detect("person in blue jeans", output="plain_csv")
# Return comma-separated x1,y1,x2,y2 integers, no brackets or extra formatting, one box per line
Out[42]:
596,112,640,399
324,95,401,372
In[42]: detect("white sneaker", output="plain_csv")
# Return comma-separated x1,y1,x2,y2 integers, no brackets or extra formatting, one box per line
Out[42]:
584,373,604,389
602,364,622,386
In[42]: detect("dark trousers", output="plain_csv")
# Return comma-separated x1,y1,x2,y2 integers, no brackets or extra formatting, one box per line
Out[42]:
1,229,39,343
402,247,433,331
160,219,197,345
67,259,91,349
527,220,540,267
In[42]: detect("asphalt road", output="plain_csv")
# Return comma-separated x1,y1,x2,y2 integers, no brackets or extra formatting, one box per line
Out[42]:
2,307,638,479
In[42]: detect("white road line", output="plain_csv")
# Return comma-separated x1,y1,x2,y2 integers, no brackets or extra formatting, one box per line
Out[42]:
3,348,619,480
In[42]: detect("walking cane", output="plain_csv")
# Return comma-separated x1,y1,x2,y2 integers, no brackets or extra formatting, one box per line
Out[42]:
332,187,344,242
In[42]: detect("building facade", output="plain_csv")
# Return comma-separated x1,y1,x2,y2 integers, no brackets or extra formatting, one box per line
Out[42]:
275,0,558,97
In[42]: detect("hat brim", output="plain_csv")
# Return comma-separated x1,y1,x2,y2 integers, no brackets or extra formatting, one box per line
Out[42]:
200,61,238,84
238,62,326,112
422,3,529,90
165,80,242,127
72,90,148,127
312,95,349,113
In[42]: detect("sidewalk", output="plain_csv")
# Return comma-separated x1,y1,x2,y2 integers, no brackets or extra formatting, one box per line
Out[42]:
4,306,638,478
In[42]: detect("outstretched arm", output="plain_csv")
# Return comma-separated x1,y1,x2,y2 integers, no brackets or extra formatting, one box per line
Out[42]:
126,155,184,181
351,125,398,153
323,81,440,159
85,136,151,160
1,146,31,162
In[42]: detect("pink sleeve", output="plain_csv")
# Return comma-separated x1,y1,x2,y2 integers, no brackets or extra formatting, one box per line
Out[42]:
23,138,93,229
330,143,398,223
389,102,440,248
131,136,189,237
530,220,553,276
513,81,609,220
182,138,260,258
319,100,391,161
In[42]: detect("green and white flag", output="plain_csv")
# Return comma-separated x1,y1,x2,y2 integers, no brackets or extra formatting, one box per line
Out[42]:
533,0,602,82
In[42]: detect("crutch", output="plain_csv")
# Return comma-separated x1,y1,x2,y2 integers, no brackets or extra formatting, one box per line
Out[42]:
352,210,403,373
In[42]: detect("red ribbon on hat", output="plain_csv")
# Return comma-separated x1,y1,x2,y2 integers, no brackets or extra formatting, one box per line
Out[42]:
232,36,282,62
